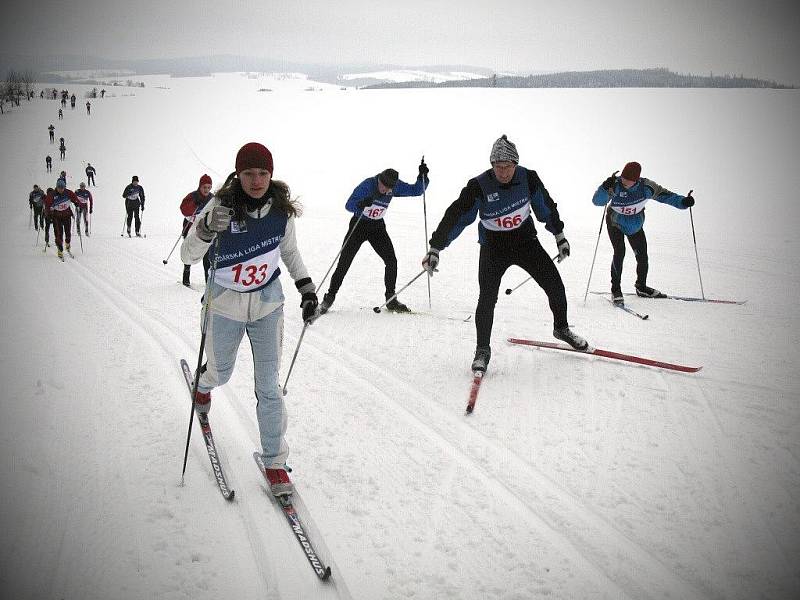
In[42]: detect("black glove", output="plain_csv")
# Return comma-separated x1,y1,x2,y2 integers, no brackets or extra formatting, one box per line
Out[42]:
89,207,93,214
555,233,570,263
682,194,695,208
140,204,145,212
418,159,429,179
357,197,373,210
301,292,318,322
601,170,619,192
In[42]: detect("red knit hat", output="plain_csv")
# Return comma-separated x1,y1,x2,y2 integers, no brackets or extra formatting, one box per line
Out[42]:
198,173,212,188
621,161,641,181
235,142,273,175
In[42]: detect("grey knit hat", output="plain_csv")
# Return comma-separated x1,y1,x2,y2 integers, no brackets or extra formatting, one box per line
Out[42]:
489,134,519,164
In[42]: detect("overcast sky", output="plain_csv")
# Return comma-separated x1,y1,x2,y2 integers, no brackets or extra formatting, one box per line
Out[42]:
3,0,799,84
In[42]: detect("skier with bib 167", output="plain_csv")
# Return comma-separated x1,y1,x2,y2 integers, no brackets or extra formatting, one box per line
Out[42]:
591,161,695,305
180,142,318,497
422,135,588,373
318,159,429,314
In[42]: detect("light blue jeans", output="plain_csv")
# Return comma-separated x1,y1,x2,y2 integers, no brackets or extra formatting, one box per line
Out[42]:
198,306,288,467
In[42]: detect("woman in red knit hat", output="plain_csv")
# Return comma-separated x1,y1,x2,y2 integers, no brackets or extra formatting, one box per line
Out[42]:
179,173,214,287
181,142,318,497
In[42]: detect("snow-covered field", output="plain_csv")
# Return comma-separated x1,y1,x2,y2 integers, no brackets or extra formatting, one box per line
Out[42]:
1,71,798,600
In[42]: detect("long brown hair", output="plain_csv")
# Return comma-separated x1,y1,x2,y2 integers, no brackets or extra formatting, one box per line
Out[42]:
214,171,302,222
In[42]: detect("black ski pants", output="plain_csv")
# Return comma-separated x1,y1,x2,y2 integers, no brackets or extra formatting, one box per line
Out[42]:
606,211,648,291
87,173,95,186
328,216,398,298
33,206,44,230
476,235,568,348
125,199,141,234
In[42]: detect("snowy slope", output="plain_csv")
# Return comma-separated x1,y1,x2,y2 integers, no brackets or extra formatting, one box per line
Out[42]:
0,73,798,600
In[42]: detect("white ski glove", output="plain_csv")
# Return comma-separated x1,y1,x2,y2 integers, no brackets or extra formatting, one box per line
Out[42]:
197,205,233,241
555,233,570,263
422,248,440,274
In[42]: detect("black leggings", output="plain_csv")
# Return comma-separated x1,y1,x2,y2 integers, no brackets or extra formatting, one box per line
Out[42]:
606,211,648,289
476,237,568,348
328,217,397,297
126,200,141,233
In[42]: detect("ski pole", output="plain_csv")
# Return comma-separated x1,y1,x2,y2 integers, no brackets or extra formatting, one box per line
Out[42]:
421,155,431,310
120,214,127,237
163,220,192,264
180,228,225,485
503,254,560,295
583,171,617,303
687,190,705,299
76,209,84,254
373,269,427,312
29,206,32,229
315,212,364,293
282,212,365,395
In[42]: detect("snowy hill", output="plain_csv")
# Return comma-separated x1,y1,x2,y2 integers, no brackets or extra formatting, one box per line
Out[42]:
1,73,799,599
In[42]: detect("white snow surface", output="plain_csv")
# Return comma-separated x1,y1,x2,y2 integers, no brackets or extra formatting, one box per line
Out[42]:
339,70,487,83
1,73,799,600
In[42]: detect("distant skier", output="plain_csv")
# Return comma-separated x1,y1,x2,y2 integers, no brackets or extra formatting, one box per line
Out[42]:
70,94,76,109
42,188,54,250
85,163,96,186
44,178,79,260
45,156,52,173
100,89,105,98
179,173,214,286
591,161,695,304
122,175,145,237
85,101,91,115
48,124,55,143
29,184,45,231
75,182,93,236
59,138,66,160
318,159,429,314
58,108,63,120
180,141,318,497
423,134,588,373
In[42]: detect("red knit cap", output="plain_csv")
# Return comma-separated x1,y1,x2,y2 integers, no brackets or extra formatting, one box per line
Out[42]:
621,161,641,181
235,142,273,175
198,173,212,187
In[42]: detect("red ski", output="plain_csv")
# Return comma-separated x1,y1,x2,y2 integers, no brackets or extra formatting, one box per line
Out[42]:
465,371,484,414
508,338,701,373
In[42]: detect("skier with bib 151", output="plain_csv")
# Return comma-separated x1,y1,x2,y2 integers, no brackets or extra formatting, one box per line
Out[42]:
591,161,695,305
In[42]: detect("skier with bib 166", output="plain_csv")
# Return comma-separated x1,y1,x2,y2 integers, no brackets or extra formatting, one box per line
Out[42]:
318,159,429,314
422,135,588,373
592,161,695,305
180,142,318,497
122,175,145,237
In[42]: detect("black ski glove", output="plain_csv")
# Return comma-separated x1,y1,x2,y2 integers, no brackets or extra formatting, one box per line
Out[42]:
682,194,695,208
418,159,429,180
301,291,318,323
357,197,373,210
601,170,619,192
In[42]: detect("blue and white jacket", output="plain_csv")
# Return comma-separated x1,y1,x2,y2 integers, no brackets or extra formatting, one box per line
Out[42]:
180,196,313,323
345,175,427,221
592,178,686,236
